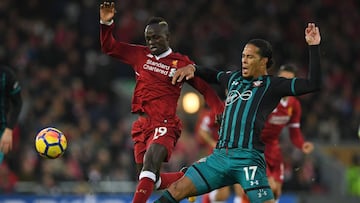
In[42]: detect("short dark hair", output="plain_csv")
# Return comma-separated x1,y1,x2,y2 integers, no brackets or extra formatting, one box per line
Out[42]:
279,64,298,75
247,39,274,69
146,16,168,26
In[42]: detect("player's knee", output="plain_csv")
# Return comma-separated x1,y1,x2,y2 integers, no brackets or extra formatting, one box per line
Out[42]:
210,188,230,201
139,170,156,182
143,144,168,170
167,177,196,200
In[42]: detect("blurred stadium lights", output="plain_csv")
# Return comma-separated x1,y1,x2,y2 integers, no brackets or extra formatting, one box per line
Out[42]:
182,92,201,114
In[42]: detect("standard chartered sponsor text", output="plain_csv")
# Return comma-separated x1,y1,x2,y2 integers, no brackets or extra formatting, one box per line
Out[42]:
143,59,171,75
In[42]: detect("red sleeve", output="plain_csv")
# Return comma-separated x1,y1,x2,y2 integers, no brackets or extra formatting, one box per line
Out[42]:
187,77,224,116
100,23,143,66
289,127,305,149
288,98,304,149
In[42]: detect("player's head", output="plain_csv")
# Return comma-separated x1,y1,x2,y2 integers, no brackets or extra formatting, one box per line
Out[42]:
278,64,297,79
144,17,170,56
242,39,273,78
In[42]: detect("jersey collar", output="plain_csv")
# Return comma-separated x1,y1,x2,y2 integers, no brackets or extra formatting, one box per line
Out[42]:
154,48,172,60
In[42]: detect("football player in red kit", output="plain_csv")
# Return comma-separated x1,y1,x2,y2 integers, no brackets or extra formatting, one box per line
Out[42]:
99,2,224,203
262,64,314,201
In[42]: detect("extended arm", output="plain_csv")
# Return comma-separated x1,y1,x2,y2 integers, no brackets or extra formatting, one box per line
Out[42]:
99,1,140,65
293,23,322,94
171,64,221,85
187,77,224,115
7,92,22,129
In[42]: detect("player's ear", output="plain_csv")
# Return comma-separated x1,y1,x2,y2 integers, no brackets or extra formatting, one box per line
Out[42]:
261,57,268,68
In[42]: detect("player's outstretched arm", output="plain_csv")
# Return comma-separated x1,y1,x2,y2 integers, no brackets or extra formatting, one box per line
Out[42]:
172,65,220,85
100,1,116,23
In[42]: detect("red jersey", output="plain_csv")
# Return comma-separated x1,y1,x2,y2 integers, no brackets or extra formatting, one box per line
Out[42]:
195,108,221,153
261,97,305,169
100,24,224,124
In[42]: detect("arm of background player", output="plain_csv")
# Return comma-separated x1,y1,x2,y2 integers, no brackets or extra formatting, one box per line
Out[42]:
197,114,217,148
288,99,314,154
290,127,314,154
198,128,217,149
187,77,224,115
7,91,22,130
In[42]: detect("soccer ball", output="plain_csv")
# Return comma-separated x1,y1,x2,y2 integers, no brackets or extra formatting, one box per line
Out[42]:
35,127,67,159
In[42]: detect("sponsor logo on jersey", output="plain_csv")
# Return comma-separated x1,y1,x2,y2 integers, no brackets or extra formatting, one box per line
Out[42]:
225,90,252,105
143,59,171,76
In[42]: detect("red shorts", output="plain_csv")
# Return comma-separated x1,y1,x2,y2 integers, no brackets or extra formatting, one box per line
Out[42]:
265,145,284,183
131,116,182,164
266,157,284,183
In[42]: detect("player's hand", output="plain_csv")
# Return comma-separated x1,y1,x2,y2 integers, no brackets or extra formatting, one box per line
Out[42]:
171,64,196,85
302,141,314,154
0,128,13,154
100,1,116,23
305,23,321,45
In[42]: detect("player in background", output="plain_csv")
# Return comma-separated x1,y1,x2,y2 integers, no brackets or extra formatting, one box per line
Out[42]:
262,64,314,202
155,23,321,203
237,64,315,203
99,2,224,203
0,65,22,164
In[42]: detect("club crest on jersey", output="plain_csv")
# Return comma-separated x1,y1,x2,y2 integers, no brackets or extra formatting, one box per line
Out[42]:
172,60,178,68
252,80,263,87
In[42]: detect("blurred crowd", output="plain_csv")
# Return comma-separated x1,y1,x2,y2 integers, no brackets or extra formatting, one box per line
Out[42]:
0,0,359,197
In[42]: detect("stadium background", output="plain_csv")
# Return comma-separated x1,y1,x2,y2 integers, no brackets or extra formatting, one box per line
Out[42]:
0,0,359,202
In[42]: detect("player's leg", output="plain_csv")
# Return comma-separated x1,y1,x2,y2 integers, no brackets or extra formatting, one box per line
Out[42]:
156,152,232,202
233,184,250,203
267,162,284,201
155,175,198,202
208,186,230,203
153,127,184,190
201,193,210,203
133,143,167,203
231,149,275,203
274,181,282,203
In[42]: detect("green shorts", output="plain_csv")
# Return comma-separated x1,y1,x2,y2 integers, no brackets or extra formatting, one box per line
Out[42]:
185,148,274,202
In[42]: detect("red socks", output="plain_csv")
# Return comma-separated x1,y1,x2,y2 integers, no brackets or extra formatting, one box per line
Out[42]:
132,171,184,202
132,177,154,203
157,171,184,190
